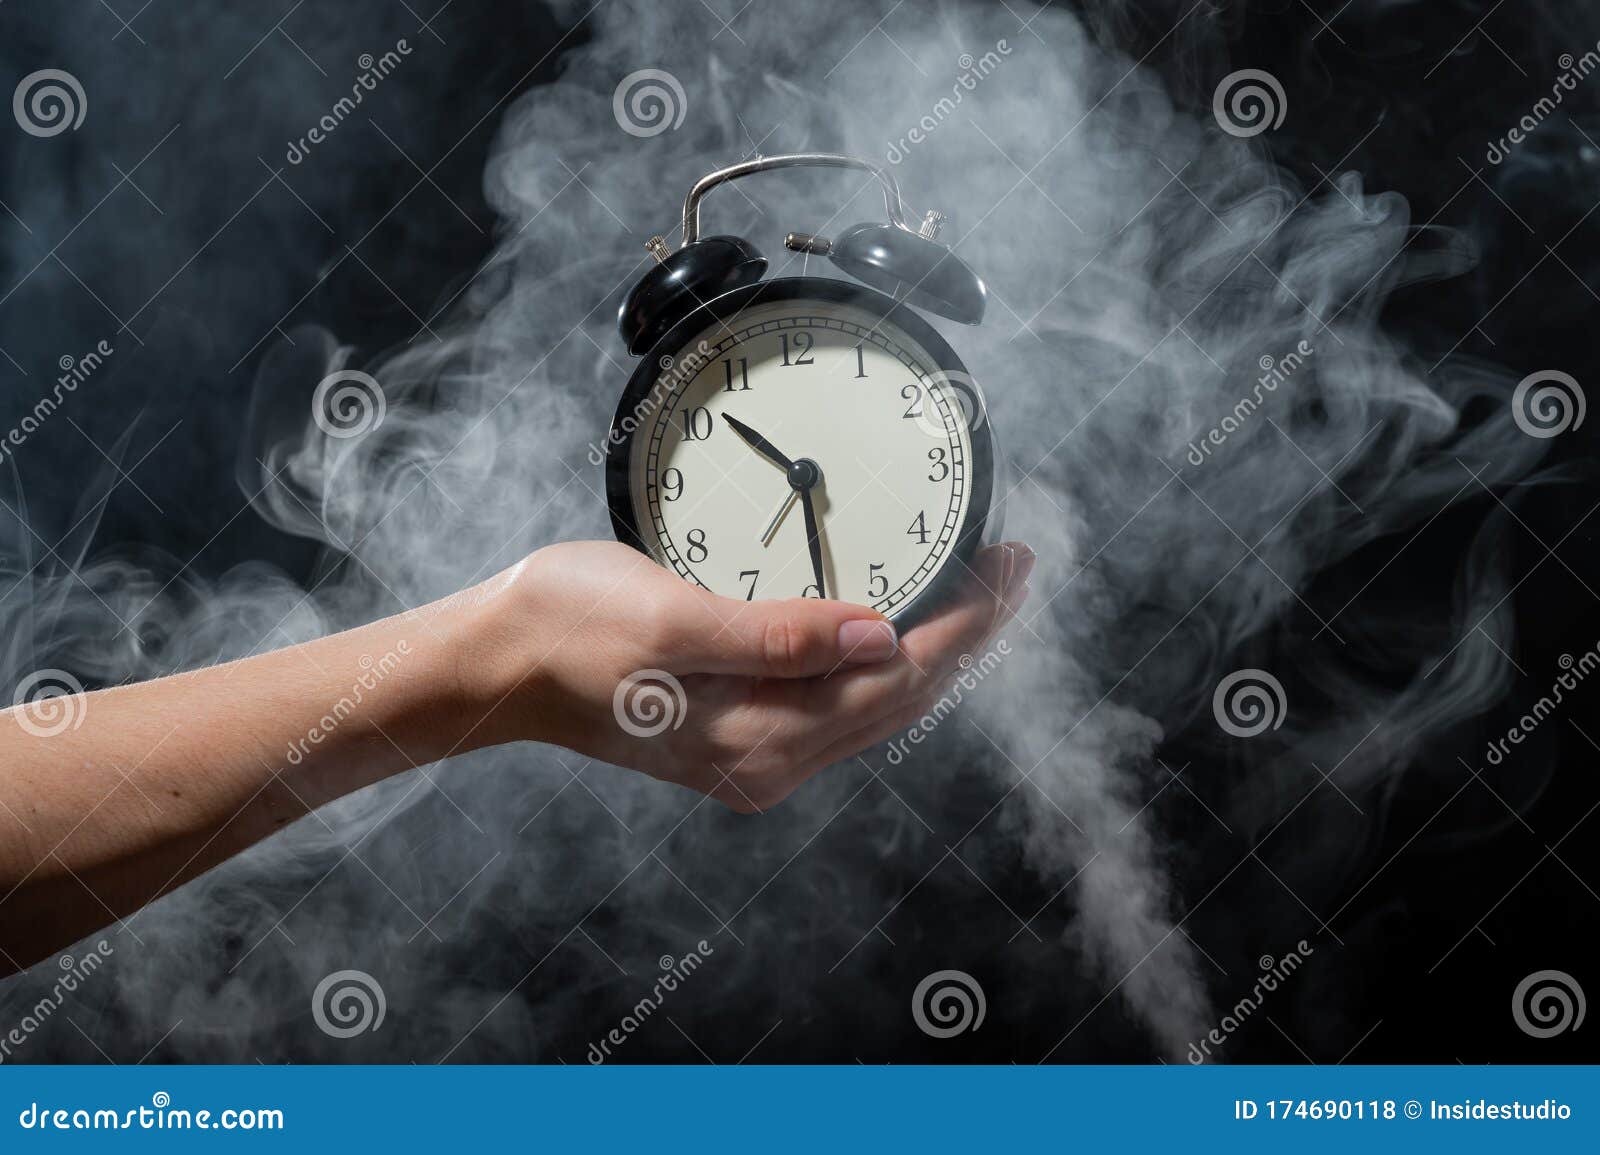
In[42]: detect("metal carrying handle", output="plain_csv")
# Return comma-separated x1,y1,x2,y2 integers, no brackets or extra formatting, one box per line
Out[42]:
679,153,909,246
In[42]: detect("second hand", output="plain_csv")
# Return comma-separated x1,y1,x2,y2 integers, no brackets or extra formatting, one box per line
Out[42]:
760,489,799,546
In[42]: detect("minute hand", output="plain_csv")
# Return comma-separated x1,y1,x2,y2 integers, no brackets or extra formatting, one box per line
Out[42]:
800,487,826,599
721,413,794,471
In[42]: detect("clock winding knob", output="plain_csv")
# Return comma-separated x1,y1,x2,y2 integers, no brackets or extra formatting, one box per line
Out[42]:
917,210,945,241
644,235,673,263
784,232,833,255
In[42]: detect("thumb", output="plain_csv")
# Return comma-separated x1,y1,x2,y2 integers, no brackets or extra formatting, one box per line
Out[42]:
682,595,899,678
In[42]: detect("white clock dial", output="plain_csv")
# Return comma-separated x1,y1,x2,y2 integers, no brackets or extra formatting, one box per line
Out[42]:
628,297,974,617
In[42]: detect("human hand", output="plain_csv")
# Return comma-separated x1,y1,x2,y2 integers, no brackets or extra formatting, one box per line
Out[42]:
0,534,1032,968
458,539,1034,811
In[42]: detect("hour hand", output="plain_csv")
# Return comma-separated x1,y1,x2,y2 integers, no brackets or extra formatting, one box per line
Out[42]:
721,413,793,471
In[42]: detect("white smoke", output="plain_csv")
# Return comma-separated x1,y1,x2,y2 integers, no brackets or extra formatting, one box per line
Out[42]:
1,0,1548,1061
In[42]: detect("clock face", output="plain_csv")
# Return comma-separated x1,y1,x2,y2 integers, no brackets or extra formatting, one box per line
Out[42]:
611,282,989,623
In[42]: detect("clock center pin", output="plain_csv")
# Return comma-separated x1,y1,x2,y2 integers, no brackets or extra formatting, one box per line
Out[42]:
787,458,822,492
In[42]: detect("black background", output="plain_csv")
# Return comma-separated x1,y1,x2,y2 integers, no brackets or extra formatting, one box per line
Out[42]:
1,0,1597,1063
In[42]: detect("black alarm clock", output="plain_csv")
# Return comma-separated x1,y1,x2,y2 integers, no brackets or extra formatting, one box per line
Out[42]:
605,153,999,627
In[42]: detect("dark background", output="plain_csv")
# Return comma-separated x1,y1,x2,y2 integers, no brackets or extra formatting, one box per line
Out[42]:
1,0,1596,1063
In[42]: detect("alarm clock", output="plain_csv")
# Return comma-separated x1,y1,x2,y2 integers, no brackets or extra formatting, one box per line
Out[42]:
605,153,999,628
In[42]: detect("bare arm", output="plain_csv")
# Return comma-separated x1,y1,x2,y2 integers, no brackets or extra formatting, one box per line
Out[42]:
0,538,1032,973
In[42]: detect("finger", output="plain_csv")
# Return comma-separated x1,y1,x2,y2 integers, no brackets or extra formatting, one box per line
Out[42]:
773,650,1022,803
763,542,1033,741
670,591,899,678
690,677,973,815
801,686,964,782
898,543,1033,676
790,566,1033,780
670,548,1032,809
830,542,1026,706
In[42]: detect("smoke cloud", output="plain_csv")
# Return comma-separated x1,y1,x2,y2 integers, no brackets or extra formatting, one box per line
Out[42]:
1,0,1552,1061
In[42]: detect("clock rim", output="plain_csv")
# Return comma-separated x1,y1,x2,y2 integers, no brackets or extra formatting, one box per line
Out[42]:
604,276,995,631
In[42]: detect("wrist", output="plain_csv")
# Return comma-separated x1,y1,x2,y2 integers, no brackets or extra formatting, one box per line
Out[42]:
438,559,563,753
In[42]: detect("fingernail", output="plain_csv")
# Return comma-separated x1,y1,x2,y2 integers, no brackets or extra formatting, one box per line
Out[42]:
838,619,898,663
988,545,1016,631
996,543,1017,591
1013,547,1036,588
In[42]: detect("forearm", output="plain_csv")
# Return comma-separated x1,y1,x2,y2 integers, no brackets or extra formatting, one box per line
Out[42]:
0,537,1027,975
0,584,495,973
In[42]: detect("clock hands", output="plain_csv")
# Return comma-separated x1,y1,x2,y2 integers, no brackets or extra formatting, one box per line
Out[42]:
760,490,799,546
783,457,828,599
721,412,793,471
799,485,826,599
722,411,827,596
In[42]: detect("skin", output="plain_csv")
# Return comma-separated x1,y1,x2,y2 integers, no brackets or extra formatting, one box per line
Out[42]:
0,538,1034,975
